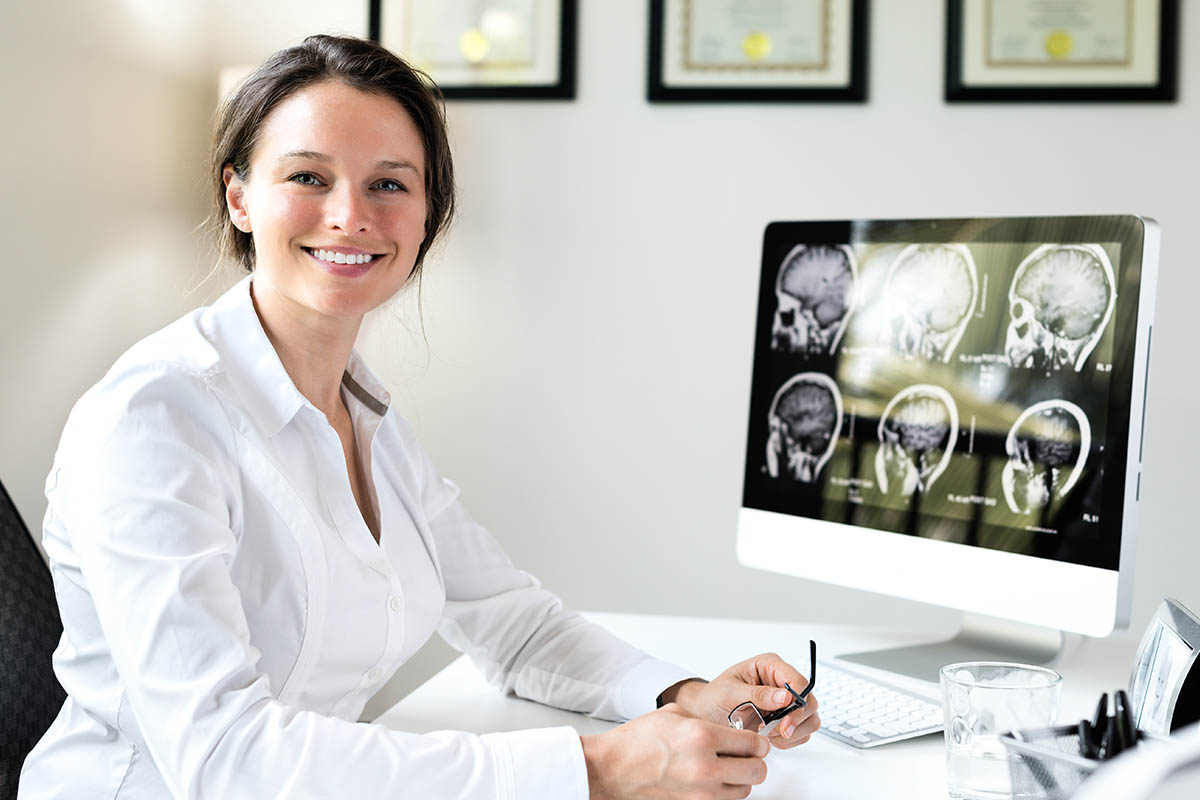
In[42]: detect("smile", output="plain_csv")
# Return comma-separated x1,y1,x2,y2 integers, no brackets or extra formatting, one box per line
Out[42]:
302,247,379,265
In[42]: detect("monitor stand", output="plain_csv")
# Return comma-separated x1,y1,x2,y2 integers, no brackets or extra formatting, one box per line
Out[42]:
837,613,1066,684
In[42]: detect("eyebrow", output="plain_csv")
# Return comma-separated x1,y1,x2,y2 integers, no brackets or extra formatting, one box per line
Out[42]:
277,150,421,174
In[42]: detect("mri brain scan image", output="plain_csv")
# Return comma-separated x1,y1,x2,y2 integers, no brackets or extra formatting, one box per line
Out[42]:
770,244,858,355
874,384,959,497
1005,244,1116,372
878,241,979,359
766,372,844,482
1002,400,1091,515
881,244,978,363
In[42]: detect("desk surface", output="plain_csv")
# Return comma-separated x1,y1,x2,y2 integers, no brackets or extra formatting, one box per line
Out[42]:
377,613,1139,799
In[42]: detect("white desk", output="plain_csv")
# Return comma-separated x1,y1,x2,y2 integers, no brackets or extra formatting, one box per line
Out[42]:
376,613,1139,799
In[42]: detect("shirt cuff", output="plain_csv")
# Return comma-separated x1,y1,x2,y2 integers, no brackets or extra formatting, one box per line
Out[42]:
481,726,588,800
615,658,699,720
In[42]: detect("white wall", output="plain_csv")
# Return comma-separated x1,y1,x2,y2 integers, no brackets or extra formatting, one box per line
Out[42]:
2,0,215,533
4,1,1197,721
361,0,1200,711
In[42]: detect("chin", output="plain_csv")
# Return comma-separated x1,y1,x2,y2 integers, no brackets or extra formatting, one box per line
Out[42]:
311,284,393,319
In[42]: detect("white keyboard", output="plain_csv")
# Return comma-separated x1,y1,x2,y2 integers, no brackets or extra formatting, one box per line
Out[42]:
815,661,945,748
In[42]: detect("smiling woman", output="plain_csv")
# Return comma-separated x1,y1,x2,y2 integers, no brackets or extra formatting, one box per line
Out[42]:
17,34,819,800
221,80,430,321
210,35,455,279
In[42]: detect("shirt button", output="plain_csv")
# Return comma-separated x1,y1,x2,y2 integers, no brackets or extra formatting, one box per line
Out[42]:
367,667,383,683
388,596,402,613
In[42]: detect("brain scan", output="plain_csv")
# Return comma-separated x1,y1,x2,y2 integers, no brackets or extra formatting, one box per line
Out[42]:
874,384,959,496
1005,244,1116,372
766,372,844,482
881,244,978,362
1002,400,1091,515
770,244,858,355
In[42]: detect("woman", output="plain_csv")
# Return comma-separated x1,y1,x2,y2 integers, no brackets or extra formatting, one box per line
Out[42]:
20,34,818,799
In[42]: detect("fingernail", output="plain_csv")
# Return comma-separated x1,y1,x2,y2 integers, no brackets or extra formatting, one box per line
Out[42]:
782,722,794,739
773,689,789,704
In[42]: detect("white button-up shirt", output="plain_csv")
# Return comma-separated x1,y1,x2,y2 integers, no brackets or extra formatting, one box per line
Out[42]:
19,276,693,799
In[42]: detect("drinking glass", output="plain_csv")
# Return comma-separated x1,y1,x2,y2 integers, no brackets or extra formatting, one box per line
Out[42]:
940,662,1062,800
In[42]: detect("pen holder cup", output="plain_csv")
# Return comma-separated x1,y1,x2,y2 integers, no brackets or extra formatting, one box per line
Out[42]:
1000,725,1161,800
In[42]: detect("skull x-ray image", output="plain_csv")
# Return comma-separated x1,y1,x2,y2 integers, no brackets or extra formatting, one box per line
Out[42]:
881,244,978,363
875,384,959,497
770,244,858,355
766,372,844,482
1002,400,1092,515
1005,244,1116,372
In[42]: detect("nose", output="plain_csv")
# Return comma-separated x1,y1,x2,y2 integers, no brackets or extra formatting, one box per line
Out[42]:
325,182,371,233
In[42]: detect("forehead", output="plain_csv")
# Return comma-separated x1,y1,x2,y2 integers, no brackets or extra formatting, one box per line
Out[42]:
253,80,425,170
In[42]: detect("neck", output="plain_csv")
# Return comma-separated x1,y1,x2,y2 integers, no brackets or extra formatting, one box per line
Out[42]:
250,278,361,422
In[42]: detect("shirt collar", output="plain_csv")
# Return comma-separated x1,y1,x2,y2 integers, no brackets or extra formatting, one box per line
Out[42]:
202,275,391,437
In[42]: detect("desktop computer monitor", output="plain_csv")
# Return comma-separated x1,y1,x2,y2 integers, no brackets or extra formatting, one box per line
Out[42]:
737,215,1159,681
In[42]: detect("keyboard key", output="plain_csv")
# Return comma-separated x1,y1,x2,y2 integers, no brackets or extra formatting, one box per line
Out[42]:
864,723,899,738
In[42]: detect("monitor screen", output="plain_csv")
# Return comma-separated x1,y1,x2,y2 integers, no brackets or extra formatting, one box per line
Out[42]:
742,216,1153,579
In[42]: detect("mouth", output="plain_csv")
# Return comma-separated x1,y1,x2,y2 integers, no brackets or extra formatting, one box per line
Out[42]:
301,246,387,278
302,246,384,266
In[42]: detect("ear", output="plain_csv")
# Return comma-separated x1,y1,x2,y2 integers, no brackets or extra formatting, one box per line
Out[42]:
223,164,252,233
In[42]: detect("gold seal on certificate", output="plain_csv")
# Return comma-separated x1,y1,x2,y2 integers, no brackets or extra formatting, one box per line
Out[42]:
1044,30,1075,60
741,32,773,62
458,29,491,63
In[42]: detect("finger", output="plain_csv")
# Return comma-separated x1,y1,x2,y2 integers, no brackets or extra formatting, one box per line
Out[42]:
741,653,811,708
718,785,755,800
782,693,818,727
713,725,771,759
715,754,768,788
769,711,821,749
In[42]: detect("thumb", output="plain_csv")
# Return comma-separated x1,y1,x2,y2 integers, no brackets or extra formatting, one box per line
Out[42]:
753,684,796,710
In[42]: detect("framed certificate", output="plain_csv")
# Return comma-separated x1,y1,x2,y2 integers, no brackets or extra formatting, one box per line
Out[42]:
946,0,1179,102
369,0,577,99
648,0,869,102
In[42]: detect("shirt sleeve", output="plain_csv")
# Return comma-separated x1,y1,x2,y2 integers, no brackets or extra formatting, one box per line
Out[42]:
50,361,586,800
390,420,696,725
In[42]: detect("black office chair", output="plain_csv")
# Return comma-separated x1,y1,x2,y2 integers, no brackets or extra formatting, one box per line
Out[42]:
0,479,66,800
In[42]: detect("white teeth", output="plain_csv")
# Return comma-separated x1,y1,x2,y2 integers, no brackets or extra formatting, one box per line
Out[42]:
309,248,374,265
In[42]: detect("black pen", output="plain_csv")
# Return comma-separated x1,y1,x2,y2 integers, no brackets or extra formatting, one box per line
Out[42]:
1114,690,1135,749
1078,719,1099,759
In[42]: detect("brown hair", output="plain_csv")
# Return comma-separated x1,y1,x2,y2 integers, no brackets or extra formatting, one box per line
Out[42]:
209,34,455,276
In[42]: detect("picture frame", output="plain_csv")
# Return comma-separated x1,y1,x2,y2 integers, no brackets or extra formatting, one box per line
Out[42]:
369,0,577,100
945,0,1179,102
1128,597,1200,736
647,0,869,103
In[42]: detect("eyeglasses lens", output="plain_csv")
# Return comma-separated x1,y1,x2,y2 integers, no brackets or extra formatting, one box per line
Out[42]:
728,702,767,733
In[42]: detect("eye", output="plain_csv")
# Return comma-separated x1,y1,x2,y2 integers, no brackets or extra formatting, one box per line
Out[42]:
288,172,323,187
373,178,407,193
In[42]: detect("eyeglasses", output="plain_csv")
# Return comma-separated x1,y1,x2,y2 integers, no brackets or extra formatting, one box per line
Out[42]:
728,640,816,735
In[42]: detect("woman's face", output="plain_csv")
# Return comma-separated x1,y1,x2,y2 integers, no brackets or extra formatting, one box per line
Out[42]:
224,80,428,323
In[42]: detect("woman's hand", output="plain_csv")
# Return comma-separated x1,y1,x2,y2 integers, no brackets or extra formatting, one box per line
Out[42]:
581,704,769,800
662,653,820,748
